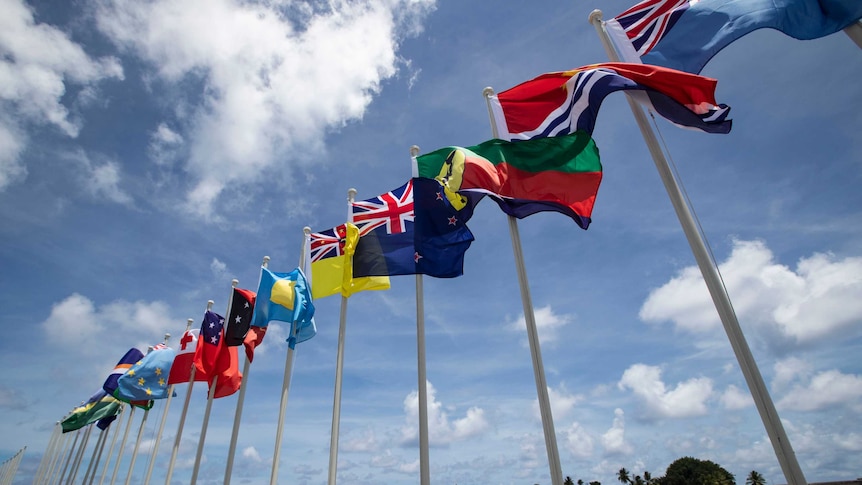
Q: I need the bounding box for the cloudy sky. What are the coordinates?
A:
[1,0,861,484]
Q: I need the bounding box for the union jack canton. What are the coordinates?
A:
[351,180,415,237]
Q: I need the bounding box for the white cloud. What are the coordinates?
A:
[341,428,378,452]
[772,357,811,391]
[508,304,573,347]
[564,421,594,458]
[618,364,713,419]
[242,446,265,463]
[778,369,862,411]
[600,408,633,455]
[401,380,489,446]
[719,384,753,410]
[0,0,123,190]
[65,149,133,205]
[639,239,862,348]
[210,258,228,279]
[149,123,184,166]
[42,293,175,353]
[94,0,436,219]
[533,384,582,421]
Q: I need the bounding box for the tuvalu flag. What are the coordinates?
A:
[114,344,175,402]
[416,134,601,229]
[309,222,390,299]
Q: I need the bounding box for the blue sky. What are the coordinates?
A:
[1,0,861,484]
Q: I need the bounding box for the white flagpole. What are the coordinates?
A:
[164,318,195,485]
[481,90,564,485]
[98,405,126,485]
[85,424,111,485]
[326,188,358,485]
[122,406,149,485]
[271,238,307,484]
[34,423,59,484]
[47,427,72,484]
[409,146,432,485]
[844,20,862,49]
[143,333,174,485]
[57,428,81,485]
[108,405,136,485]
[590,10,807,485]
[81,427,106,484]
[68,423,93,484]
[190,293,230,485]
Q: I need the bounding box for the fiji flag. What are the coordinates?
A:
[251,267,316,346]
[607,0,862,74]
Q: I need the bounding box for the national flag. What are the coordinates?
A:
[167,329,207,385]
[243,325,267,363]
[487,63,731,138]
[96,414,118,431]
[114,345,176,402]
[416,134,601,229]
[102,348,152,409]
[352,178,479,278]
[251,267,316,346]
[225,288,256,346]
[607,0,862,74]
[309,222,390,299]
[193,310,242,398]
[61,390,122,433]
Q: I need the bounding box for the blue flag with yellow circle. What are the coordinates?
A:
[251,267,316,346]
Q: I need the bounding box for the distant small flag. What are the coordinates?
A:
[96,414,118,431]
[193,310,242,398]
[61,390,122,433]
[243,325,268,363]
[225,288,256,346]
[114,344,176,402]
[251,267,316,347]
[102,348,144,396]
[168,329,207,385]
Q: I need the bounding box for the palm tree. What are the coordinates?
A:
[618,468,631,484]
[746,470,766,485]
[564,477,575,485]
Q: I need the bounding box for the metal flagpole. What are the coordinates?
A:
[109,399,136,485]
[47,426,72,485]
[85,424,110,485]
[122,406,150,485]
[68,424,93,484]
[143,333,174,485]
[409,145,432,485]
[98,406,126,485]
[590,10,807,485]
[81,427,106,484]
[34,423,59,483]
[190,295,229,485]
[164,318,196,485]
[844,20,862,49]
[271,238,308,484]
[481,89,564,485]
[57,428,81,485]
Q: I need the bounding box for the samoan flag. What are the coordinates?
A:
[607,0,862,74]
[352,178,479,278]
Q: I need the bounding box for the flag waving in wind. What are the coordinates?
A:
[252,267,316,346]
[168,329,207,385]
[309,223,390,299]
[194,310,242,398]
[224,288,256,346]
[607,0,862,74]
[487,63,731,139]
[61,390,122,433]
[114,344,176,402]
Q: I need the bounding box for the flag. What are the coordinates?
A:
[487,63,731,138]
[352,178,479,278]
[224,288,256,346]
[415,134,601,229]
[114,345,176,402]
[607,0,862,74]
[243,325,267,363]
[102,348,152,409]
[309,222,390,299]
[193,310,242,398]
[96,414,118,431]
[251,267,316,346]
[167,329,207,385]
[61,390,122,433]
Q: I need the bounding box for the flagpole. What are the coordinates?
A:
[271,242,306,484]
[81,426,106,484]
[34,423,59,484]
[143,333,174,485]
[164,318,195,484]
[481,90,564,485]
[408,145,432,485]
[590,10,807,485]
[57,428,81,485]
[326,188,358,485]
[190,299,223,485]
[85,424,110,485]
[108,405,135,485]
[123,406,149,485]
[68,423,93,484]
[844,20,862,49]
[47,426,72,484]
[97,402,124,485]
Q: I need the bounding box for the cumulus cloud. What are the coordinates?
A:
[600,408,633,455]
[508,305,573,347]
[777,369,862,412]
[149,123,184,167]
[618,364,713,419]
[564,421,594,458]
[94,0,436,219]
[533,384,582,421]
[401,380,489,446]
[42,293,174,353]
[210,258,228,279]
[0,0,123,190]
[640,239,862,349]
[64,149,133,205]
[342,428,378,452]
[719,384,753,410]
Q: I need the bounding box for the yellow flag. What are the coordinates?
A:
[310,222,390,299]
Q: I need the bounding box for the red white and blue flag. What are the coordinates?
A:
[610,0,689,57]
[310,225,349,262]
[351,182,414,236]
[168,329,206,384]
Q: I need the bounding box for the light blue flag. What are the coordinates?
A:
[114,345,176,402]
[608,0,862,73]
[251,267,316,347]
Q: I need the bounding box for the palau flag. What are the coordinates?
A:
[487,63,731,137]
[251,267,316,346]
[61,390,122,433]
[607,0,862,74]
[114,344,176,402]
[351,178,479,279]
[416,134,602,229]
[309,222,390,299]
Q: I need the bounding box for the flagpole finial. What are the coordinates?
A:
[186,318,194,330]
[207,300,214,311]
[231,279,238,288]
[262,256,270,268]
[410,146,419,157]
[589,9,603,23]
[347,188,356,199]
[164,333,171,344]
[482,87,495,98]
[303,226,311,235]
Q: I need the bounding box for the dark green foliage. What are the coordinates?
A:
[658,456,736,485]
